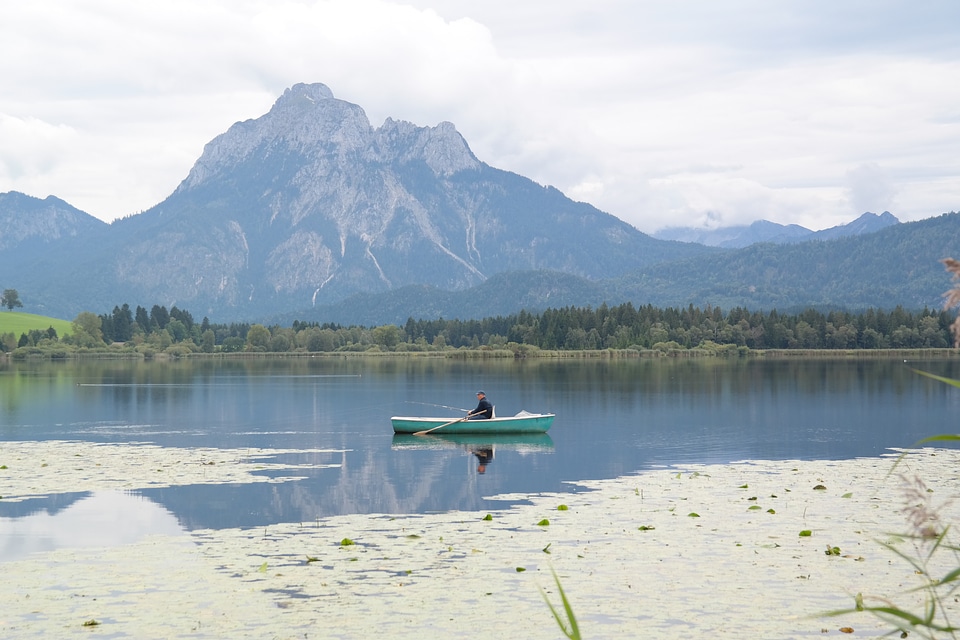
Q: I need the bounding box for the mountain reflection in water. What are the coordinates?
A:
[1,356,958,537]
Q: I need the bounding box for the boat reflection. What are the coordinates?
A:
[391,433,554,451]
[391,433,555,474]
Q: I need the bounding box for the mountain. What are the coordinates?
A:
[0,192,107,255]
[653,211,900,248]
[1,83,709,320]
[807,211,900,242]
[653,219,812,247]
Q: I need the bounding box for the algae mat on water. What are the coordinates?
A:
[2,442,959,639]
[0,440,343,501]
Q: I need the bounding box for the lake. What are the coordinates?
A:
[2,355,959,556]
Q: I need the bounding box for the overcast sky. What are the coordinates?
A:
[2,1,958,233]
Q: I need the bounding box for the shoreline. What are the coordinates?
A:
[3,443,959,638]
[3,347,959,362]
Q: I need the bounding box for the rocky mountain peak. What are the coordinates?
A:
[177,83,479,193]
[375,118,479,175]
[177,82,373,191]
[278,82,335,105]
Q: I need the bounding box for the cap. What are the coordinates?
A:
[476,390,485,395]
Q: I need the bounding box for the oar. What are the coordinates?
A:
[413,415,470,436]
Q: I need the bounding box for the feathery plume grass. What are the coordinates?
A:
[940,258,960,347]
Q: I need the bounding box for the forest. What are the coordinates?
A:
[2,301,956,356]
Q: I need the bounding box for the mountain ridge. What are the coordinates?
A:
[0,192,106,253]
[653,211,900,248]
[271,212,959,326]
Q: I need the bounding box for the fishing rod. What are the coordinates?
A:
[406,401,469,413]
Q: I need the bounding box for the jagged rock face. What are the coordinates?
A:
[102,82,653,317]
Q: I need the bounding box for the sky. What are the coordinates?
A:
[1,1,959,234]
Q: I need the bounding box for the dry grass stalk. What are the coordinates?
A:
[900,474,945,540]
[941,258,960,347]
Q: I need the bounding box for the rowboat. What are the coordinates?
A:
[391,410,554,435]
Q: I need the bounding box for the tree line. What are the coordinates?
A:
[2,301,957,355]
[400,304,955,351]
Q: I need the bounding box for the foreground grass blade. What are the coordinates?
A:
[539,566,581,640]
[910,368,960,390]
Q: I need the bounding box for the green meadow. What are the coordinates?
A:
[0,312,73,338]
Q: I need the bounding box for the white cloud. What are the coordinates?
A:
[1,0,959,232]
[0,114,77,180]
[845,164,897,215]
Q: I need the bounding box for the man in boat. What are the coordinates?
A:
[467,390,493,419]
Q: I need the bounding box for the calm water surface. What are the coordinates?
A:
[2,356,958,559]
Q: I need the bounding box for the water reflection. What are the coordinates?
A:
[472,448,494,474]
[1,356,959,533]
[390,433,555,451]
[391,433,555,474]
[0,491,185,563]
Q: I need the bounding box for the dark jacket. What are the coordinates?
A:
[471,397,493,419]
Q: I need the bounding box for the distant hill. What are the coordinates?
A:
[653,212,900,248]
[616,212,958,312]
[0,192,107,262]
[269,270,608,326]
[278,213,960,325]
